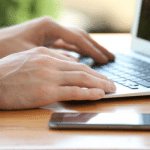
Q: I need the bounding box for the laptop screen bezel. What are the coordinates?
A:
[131,0,150,56]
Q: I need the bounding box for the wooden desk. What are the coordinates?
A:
[1,34,150,150]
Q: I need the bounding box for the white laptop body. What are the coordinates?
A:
[104,0,150,98]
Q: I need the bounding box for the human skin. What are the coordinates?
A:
[0,17,116,110]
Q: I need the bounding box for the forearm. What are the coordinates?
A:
[0,28,13,58]
[0,77,21,110]
[0,27,34,59]
[0,78,6,110]
[0,61,12,110]
[0,38,24,59]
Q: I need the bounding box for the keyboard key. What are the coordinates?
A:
[116,80,139,89]
[143,72,150,76]
[135,81,150,88]
[116,80,127,84]
[130,78,143,82]
[117,80,138,86]
[126,71,140,75]
[124,76,137,80]
[114,78,126,82]
[121,74,132,78]
[79,57,94,66]
[143,78,150,82]
[108,76,122,81]
[142,70,150,73]
[94,68,114,77]
[127,85,139,89]
[81,53,150,89]
[134,73,146,78]
[123,80,139,86]
[94,68,105,73]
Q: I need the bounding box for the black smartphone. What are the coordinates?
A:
[49,112,150,130]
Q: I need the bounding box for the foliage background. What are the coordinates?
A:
[0,0,135,33]
[0,0,61,28]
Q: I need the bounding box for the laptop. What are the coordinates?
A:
[78,0,150,98]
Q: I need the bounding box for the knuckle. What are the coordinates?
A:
[71,87,81,98]
[36,85,52,100]
[33,55,49,66]
[36,16,53,31]
[79,71,87,79]
[39,16,52,24]
[38,68,49,77]
[87,89,94,99]
[101,80,110,92]
[79,71,89,84]
[77,33,84,41]
[58,61,69,70]
[35,47,48,54]
[100,80,105,87]
[101,74,109,81]
[79,63,89,71]
[72,31,84,42]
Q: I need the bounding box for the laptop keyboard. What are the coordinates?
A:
[79,53,150,89]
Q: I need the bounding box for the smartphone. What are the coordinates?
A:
[49,112,150,130]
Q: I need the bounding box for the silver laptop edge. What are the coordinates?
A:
[104,0,150,98]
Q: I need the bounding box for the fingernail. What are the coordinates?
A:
[109,82,116,92]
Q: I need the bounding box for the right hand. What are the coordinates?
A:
[0,47,116,110]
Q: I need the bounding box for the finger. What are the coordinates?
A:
[59,27,109,64]
[57,61,112,82]
[61,53,79,62]
[74,29,115,61]
[53,49,79,62]
[51,39,80,52]
[36,47,77,62]
[51,39,92,57]
[59,71,116,93]
[37,17,108,64]
[57,86,105,101]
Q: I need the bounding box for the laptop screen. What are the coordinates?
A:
[137,0,150,41]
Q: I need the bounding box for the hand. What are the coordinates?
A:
[0,16,115,64]
[0,47,116,110]
[52,49,79,62]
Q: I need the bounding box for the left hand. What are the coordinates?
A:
[51,49,79,62]
[0,16,115,64]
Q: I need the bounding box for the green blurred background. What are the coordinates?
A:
[0,0,136,33]
[0,0,61,28]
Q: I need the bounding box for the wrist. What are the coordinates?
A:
[0,78,6,110]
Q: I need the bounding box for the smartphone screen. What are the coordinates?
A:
[49,113,150,130]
